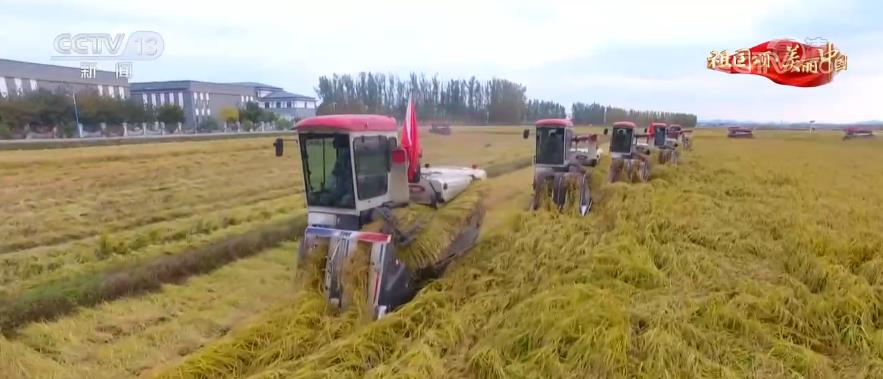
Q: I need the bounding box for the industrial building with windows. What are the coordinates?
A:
[131,81,317,128]
[0,58,317,130]
[0,58,129,99]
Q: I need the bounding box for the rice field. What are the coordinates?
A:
[0,127,535,378]
[5,127,883,378]
[153,130,883,379]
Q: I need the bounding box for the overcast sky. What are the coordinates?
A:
[1,0,880,123]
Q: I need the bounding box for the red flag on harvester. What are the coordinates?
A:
[708,39,847,87]
[401,96,421,182]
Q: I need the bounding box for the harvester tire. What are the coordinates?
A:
[658,150,669,164]
[638,160,651,182]
[531,175,553,211]
[608,158,623,183]
[552,174,568,210]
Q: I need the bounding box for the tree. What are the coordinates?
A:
[313,72,699,125]
[219,106,239,124]
[240,102,264,124]
[198,118,220,132]
[241,119,255,131]
[156,105,185,132]
[0,121,11,139]
[275,118,293,130]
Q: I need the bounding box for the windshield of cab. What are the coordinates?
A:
[536,127,565,164]
[299,133,355,208]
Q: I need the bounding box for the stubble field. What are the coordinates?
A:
[4,128,883,378]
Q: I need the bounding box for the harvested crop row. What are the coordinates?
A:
[1,195,303,291]
[6,243,299,379]
[156,132,883,378]
[0,214,307,333]
[0,184,300,254]
[0,158,300,245]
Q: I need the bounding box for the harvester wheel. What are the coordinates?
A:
[626,160,640,182]
[608,158,623,183]
[638,160,651,182]
[658,150,669,164]
[552,174,568,210]
[576,174,592,215]
[530,175,554,211]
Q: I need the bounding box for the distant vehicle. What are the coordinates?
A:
[843,127,874,140]
[727,127,754,138]
[429,123,452,135]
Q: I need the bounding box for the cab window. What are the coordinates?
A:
[353,135,389,200]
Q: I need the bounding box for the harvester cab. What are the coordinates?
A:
[604,121,651,182]
[651,122,680,165]
[274,110,486,320]
[523,119,599,216]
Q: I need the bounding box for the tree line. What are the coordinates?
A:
[315,73,566,124]
[572,102,697,127]
[0,89,286,138]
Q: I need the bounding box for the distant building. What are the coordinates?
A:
[259,90,317,121]
[0,58,129,99]
[131,80,316,128]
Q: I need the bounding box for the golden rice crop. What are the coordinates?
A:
[153,130,883,378]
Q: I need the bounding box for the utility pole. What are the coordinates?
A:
[72,92,82,138]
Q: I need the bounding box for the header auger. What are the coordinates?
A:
[274,100,486,320]
[524,119,600,216]
[727,127,754,138]
[843,127,874,140]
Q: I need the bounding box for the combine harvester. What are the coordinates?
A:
[429,123,452,135]
[647,122,680,164]
[843,127,875,140]
[273,99,486,319]
[727,126,754,138]
[605,121,652,182]
[671,124,693,151]
[523,118,600,215]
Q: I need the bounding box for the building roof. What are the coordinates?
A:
[261,90,315,101]
[297,114,398,133]
[130,80,313,100]
[535,118,572,127]
[226,81,282,90]
[0,58,127,86]
[131,80,256,96]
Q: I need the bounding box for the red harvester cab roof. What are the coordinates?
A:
[613,121,636,129]
[650,122,667,127]
[535,118,573,127]
[296,114,398,133]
